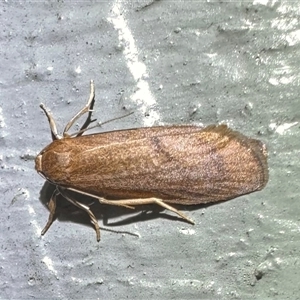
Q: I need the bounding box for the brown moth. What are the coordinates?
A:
[35,80,268,241]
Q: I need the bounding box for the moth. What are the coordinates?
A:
[35,80,268,241]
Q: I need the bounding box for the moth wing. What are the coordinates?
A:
[65,125,268,204]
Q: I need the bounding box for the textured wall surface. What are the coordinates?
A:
[1,1,299,299]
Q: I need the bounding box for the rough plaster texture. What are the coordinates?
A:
[1,1,300,299]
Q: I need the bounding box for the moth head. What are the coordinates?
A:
[35,140,72,185]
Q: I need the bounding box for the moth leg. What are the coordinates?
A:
[65,188,194,224]
[59,188,101,242]
[63,80,95,136]
[66,187,136,210]
[40,104,60,141]
[98,197,195,225]
[65,188,194,226]
[41,188,59,236]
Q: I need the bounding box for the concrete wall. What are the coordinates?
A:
[1,1,299,299]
